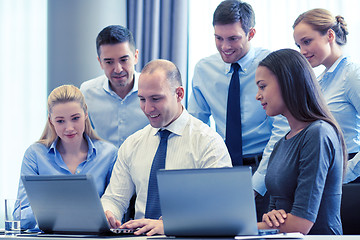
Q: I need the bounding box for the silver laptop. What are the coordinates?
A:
[157,167,259,237]
[21,175,134,235]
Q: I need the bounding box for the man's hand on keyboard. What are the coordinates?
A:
[120,218,164,236]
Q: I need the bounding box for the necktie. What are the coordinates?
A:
[145,129,171,219]
[225,63,243,166]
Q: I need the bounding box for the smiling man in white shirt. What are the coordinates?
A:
[101,59,232,236]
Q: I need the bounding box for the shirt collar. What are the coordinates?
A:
[132,71,140,92]
[102,71,140,96]
[151,107,189,137]
[48,137,59,154]
[327,55,346,73]
[102,75,111,93]
[48,134,96,158]
[84,134,96,157]
[318,55,347,79]
[224,47,255,75]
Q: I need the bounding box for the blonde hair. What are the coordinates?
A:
[38,85,101,147]
[293,8,348,46]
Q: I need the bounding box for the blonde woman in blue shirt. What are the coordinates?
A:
[16,85,117,231]
[293,8,360,183]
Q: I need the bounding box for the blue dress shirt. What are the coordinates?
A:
[188,47,290,195]
[317,56,360,183]
[16,135,118,230]
[80,73,149,148]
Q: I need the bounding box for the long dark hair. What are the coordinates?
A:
[259,48,347,172]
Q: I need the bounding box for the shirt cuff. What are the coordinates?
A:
[343,154,360,183]
[101,198,123,221]
[252,171,267,196]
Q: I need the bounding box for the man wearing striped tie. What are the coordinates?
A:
[101,59,232,236]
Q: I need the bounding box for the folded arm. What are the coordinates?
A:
[258,211,313,235]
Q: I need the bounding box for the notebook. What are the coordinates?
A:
[157,167,259,237]
[21,175,134,236]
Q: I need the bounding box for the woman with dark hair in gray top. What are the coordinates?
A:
[255,49,346,235]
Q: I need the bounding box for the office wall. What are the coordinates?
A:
[47,0,127,94]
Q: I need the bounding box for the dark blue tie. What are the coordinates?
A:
[225,63,243,166]
[145,129,171,219]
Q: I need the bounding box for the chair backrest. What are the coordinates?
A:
[341,183,360,234]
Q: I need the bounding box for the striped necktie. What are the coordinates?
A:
[145,129,171,219]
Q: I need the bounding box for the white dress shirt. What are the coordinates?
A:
[101,109,232,220]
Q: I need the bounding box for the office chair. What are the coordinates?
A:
[341,183,360,234]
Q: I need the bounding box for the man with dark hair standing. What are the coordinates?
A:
[80,25,148,148]
[188,0,288,220]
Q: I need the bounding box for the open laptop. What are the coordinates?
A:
[157,167,259,237]
[21,174,134,236]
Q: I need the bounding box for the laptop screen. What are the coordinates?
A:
[21,175,111,235]
[157,167,258,237]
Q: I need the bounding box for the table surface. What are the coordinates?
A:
[1,234,360,240]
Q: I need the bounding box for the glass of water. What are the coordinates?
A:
[5,199,21,236]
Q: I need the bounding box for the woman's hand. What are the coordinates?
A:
[262,209,287,228]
